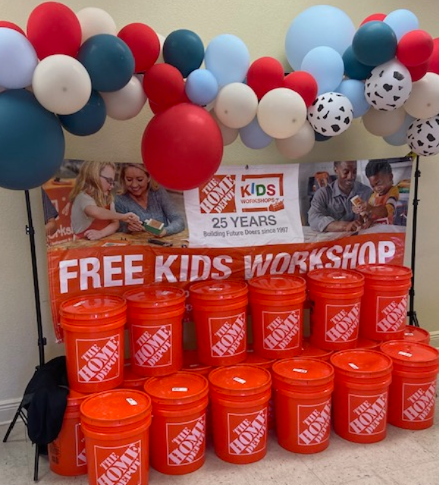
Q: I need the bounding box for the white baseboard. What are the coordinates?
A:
[0,398,22,426]
[429,330,439,349]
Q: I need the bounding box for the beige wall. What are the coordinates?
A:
[1,0,438,422]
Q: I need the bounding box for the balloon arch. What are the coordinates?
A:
[0,3,438,191]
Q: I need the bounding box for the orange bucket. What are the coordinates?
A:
[208,365,271,464]
[120,361,151,390]
[272,358,334,454]
[330,349,393,443]
[144,372,209,475]
[356,337,382,350]
[300,337,334,362]
[48,390,88,476]
[307,269,364,351]
[80,389,152,485]
[125,285,185,377]
[356,264,412,341]
[190,280,248,366]
[182,350,213,376]
[380,341,439,430]
[248,275,306,359]
[403,325,430,344]
[60,295,126,393]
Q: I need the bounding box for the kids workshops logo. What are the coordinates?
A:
[199,173,285,214]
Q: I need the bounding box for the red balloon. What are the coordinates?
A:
[143,63,185,111]
[360,13,386,26]
[246,57,285,99]
[27,2,81,59]
[408,61,429,82]
[0,21,25,36]
[142,103,223,191]
[397,30,434,67]
[427,38,439,75]
[283,71,318,107]
[118,23,160,73]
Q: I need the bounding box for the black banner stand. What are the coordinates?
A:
[2,189,46,481]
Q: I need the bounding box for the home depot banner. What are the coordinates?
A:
[45,157,413,341]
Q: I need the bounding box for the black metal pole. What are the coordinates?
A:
[408,156,420,327]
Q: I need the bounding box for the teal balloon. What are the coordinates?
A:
[78,34,134,92]
[343,46,373,80]
[314,131,332,142]
[59,90,106,136]
[352,21,397,67]
[383,114,415,146]
[335,79,369,118]
[0,90,65,190]
[163,29,204,78]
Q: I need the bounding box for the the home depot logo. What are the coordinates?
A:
[298,400,331,446]
[325,303,360,343]
[132,324,172,367]
[77,335,120,383]
[376,295,408,333]
[228,409,267,455]
[96,441,141,485]
[349,393,388,435]
[167,415,206,466]
[199,175,236,214]
[75,423,87,467]
[209,312,246,358]
[262,310,300,351]
[402,381,437,422]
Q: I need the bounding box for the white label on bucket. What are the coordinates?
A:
[405,332,414,336]
[398,351,413,358]
[172,387,188,392]
[348,362,360,370]
[233,377,246,384]
[293,368,308,374]
[126,398,138,406]
[72,301,86,307]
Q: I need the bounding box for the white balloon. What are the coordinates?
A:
[101,76,147,120]
[307,92,353,136]
[257,88,307,139]
[362,106,406,137]
[404,73,439,120]
[407,116,439,156]
[76,7,117,43]
[32,54,92,115]
[365,59,412,111]
[276,121,315,159]
[214,83,258,129]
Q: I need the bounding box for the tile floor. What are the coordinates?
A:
[2,403,439,485]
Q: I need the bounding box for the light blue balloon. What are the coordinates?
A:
[384,9,419,41]
[0,28,38,89]
[185,69,219,106]
[205,34,250,87]
[301,47,344,95]
[335,79,370,118]
[285,5,355,71]
[240,117,272,149]
[384,114,415,146]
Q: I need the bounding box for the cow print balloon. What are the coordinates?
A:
[365,59,412,111]
[307,92,353,136]
[406,115,439,157]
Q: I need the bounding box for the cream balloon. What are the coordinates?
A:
[214,83,258,129]
[404,72,439,120]
[257,88,307,139]
[362,106,406,137]
[101,76,147,120]
[275,121,315,159]
[210,110,239,145]
[76,7,117,43]
[32,54,92,115]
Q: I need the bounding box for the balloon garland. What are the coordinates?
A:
[0,3,438,191]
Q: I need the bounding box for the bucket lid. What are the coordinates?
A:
[380,341,439,366]
[189,280,248,301]
[67,389,88,407]
[80,389,151,427]
[301,338,334,360]
[242,348,276,368]
[355,264,412,281]
[59,294,126,321]
[123,361,150,385]
[356,337,382,350]
[144,372,209,404]
[403,325,430,343]
[307,269,364,289]
[124,285,185,309]
[272,358,334,386]
[248,275,306,295]
[182,350,213,374]
[330,349,393,377]
[208,365,271,396]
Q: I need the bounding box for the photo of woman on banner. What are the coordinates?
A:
[69,161,140,241]
[307,160,373,233]
[115,163,185,237]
